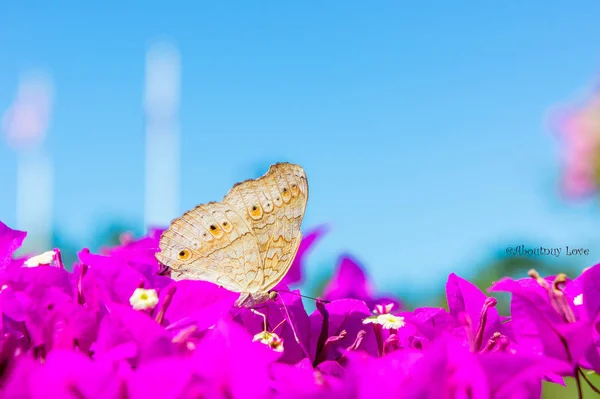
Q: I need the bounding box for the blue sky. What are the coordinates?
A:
[1,2,600,301]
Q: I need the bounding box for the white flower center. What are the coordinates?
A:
[378,314,405,329]
[252,331,284,352]
[24,250,55,267]
[129,288,159,310]
[362,314,405,329]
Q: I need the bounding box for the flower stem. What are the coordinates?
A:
[578,368,600,394]
[313,300,330,367]
[575,368,583,399]
[155,284,176,325]
[76,264,88,305]
[53,248,65,269]
[372,324,384,357]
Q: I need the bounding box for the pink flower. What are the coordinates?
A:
[553,91,600,199]
[2,72,54,149]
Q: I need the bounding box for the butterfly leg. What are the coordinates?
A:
[251,308,268,332]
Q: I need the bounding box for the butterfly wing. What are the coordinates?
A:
[223,162,309,292]
[156,202,265,293]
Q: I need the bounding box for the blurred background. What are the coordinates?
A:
[1,3,600,394]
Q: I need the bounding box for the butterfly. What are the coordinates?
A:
[156,162,309,308]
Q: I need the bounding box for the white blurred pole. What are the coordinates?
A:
[2,71,54,253]
[16,149,53,251]
[144,41,181,229]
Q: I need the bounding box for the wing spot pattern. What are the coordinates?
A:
[158,163,308,302]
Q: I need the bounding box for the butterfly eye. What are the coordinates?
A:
[208,224,224,238]
[290,183,300,196]
[221,220,233,232]
[281,187,291,202]
[178,249,191,261]
[249,204,263,220]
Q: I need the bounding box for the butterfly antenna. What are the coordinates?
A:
[274,290,330,304]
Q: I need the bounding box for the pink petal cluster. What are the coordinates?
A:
[553,90,600,199]
[0,221,599,398]
[1,72,53,149]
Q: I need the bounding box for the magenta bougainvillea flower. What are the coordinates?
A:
[322,255,402,310]
[0,221,26,268]
[281,225,328,286]
[0,220,598,398]
[490,270,600,377]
